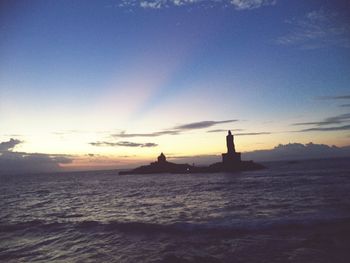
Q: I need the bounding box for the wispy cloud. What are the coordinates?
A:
[292,122,330,126]
[316,95,350,108]
[277,9,350,49]
[113,130,180,138]
[113,119,238,138]
[292,113,350,127]
[118,0,276,10]
[142,143,158,147]
[90,141,158,148]
[206,130,270,136]
[317,95,350,100]
[235,132,271,136]
[291,112,350,132]
[173,120,238,130]
[230,0,276,10]
[300,124,350,132]
[207,129,244,133]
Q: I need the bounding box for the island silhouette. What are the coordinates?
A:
[119,131,265,175]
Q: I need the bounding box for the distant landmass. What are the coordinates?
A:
[119,131,265,175]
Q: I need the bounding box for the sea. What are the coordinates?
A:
[1,158,350,263]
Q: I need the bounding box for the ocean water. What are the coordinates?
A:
[1,158,350,263]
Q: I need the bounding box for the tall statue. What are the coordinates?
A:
[226,130,236,153]
[222,130,241,165]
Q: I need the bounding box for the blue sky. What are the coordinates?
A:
[0,0,350,171]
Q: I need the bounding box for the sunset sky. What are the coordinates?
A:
[1,0,349,171]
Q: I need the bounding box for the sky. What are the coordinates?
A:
[1,0,350,172]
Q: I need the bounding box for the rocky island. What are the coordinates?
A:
[119,131,265,175]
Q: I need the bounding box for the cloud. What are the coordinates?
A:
[207,129,244,133]
[230,0,276,10]
[300,124,350,132]
[142,143,158,147]
[277,9,350,49]
[113,130,180,138]
[292,122,321,126]
[140,0,164,9]
[119,0,276,10]
[315,95,350,108]
[113,119,238,138]
[292,113,350,132]
[317,95,350,100]
[90,141,158,148]
[0,138,73,175]
[235,132,271,136]
[206,130,270,136]
[173,119,238,130]
[244,142,350,161]
[292,113,350,127]
[0,138,22,152]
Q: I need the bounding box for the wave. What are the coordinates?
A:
[2,216,350,236]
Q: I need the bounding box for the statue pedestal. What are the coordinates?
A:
[222,152,241,165]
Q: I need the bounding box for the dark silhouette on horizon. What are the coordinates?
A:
[119,131,265,175]
[157,152,166,163]
[120,152,192,175]
[222,130,241,165]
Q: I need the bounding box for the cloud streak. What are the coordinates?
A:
[292,113,350,127]
[299,124,350,132]
[206,129,271,136]
[277,9,350,49]
[317,95,350,100]
[315,94,350,109]
[235,132,271,136]
[113,119,238,138]
[173,120,238,130]
[118,0,276,10]
[207,129,244,133]
[230,0,276,10]
[113,130,180,138]
[90,141,158,148]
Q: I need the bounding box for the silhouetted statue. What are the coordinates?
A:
[222,130,241,165]
[226,130,236,153]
